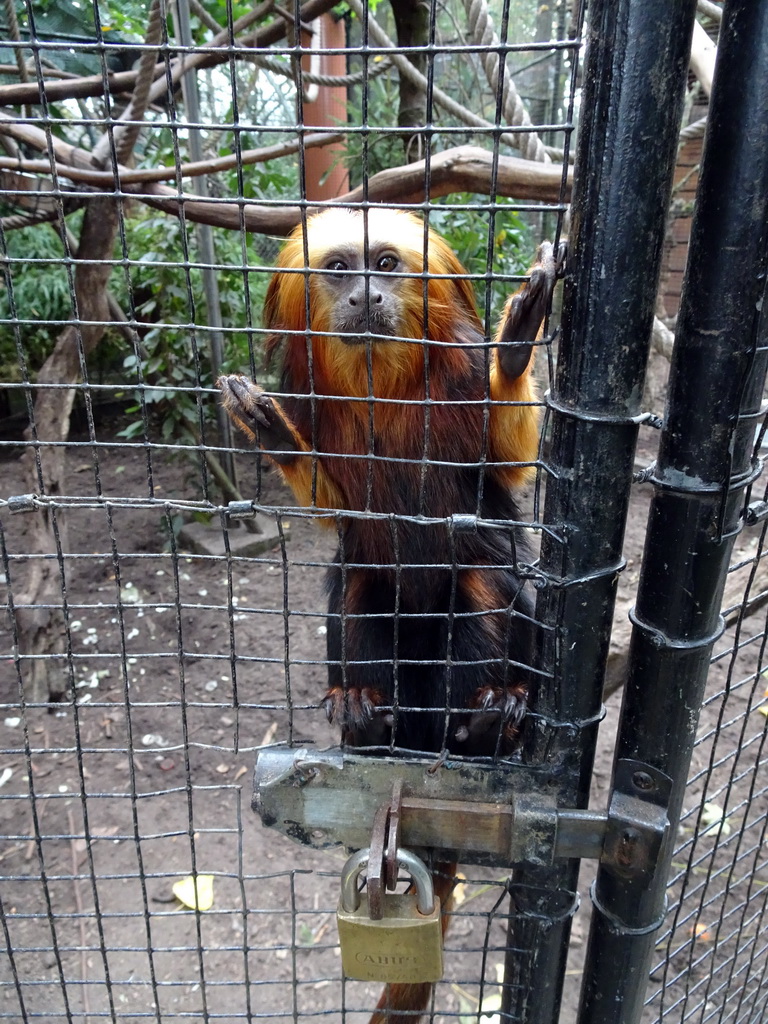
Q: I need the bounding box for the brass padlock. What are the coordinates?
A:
[337,847,443,983]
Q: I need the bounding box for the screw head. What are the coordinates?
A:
[632,770,654,792]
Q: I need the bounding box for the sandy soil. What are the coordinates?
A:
[0,410,765,1024]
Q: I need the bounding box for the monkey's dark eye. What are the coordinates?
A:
[376,254,398,272]
[326,259,348,272]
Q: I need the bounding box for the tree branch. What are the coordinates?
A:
[0,132,344,186]
[0,0,339,107]
[140,146,570,235]
[0,114,571,237]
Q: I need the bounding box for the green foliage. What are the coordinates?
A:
[100,0,274,45]
[0,220,81,378]
[98,0,160,41]
[429,196,533,314]
[114,210,272,443]
[345,65,406,179]
[8,1,139,76]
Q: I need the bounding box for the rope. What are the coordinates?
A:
[252,51,393,87]
[3,0,28,85]
[679,115,707,143]
[189,0,389,87]
[345,0,546,156]
[1,208,61,231]
[463,0,549,163]
[91,0,164,168]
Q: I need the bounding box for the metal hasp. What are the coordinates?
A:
[253,747,560,868]
[252,747,670,871]
[577,3,768,1023]
[508,0,701,1021]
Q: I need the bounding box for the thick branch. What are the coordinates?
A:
[16,198,121,701]
[390,0,429,159]
[140,145,571,235]
[340,146,568,205]
[0,115,569,237]
[0,129,571,238]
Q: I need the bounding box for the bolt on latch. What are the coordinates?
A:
[253,748,671,875]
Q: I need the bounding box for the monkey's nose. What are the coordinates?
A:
[348,288,383,307]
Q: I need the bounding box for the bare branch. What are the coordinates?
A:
[339,146,569,206]
[140,146,571,236]
[0,132,344,186]
[0,0,338,107]
[0,111,571,237]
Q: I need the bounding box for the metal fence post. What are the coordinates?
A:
[501,1,698,1021]
[578,2,768,1021]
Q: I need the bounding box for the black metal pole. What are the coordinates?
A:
[578,2,768,1022]
[502,3,698,1022]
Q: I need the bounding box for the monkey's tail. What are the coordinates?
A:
[369,862,457,1024]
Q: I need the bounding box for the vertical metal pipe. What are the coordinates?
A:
[301,14,350,200]
[502,1,698,1021]
[578,2,768,1021]
[174,0,238,488]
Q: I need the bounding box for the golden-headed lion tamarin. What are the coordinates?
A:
[219,207,557,753]
[218,207,559,1022]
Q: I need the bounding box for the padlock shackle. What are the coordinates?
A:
[340,847,436,916]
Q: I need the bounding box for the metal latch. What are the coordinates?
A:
[253,748,671,875]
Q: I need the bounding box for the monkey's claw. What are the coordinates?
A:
[496,240,562,380]
[457,683,529,752]
[217,374,299,461]
[217,374,272,430]
[323,685,392,745]
[555,240,567,278]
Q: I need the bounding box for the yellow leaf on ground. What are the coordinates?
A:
[173,874,214,911]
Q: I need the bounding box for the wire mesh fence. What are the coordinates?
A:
[2,1,767,1023]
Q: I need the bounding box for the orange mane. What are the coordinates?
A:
[264,209,481,378]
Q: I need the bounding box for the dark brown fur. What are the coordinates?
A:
[218,208,559,1022]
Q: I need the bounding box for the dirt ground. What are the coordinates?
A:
[1,408,766,1024]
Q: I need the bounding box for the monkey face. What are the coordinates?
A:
[314,245,405,343]
[266,208,483,364]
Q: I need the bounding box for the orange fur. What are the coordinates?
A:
[224,210,551,1024]
[459,569,507,647]
[260,208,540,514]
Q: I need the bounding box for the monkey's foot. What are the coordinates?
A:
[455,684,529,752]
[216,374,299,462]
[496,240,567,380]
[322,685,392,746]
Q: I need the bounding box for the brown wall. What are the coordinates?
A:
[659,107,707,319]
